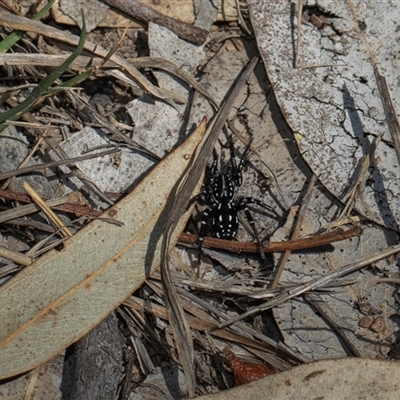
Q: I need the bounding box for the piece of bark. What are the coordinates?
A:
[61,312,124,400]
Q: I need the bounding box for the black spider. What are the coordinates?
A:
[195,136,275,259]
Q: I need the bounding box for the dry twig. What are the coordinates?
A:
[271,174,318,288]
[179,226,362,253]
[100,0,209,45]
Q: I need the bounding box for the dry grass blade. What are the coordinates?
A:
[0,53,109,69]
[130,57,219,108]
[0,0,55,53]
[0,12,86,131]
[305,294,364,357]
[160,57,259,397]
[159,119,206,397]
[0,125,204,380]
[0,11,182,104]
[0,189,100,219]
[23,182,72,238]
[0,54,219,110]
[124,295,297,368]
[173,286,307,365]
[339,133,383,219]
[0,148,119,181]
[271,174,318,288]
[0,246,32,266]
[218,244,400,329]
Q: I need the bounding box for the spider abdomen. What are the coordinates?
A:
[211,202,239,240]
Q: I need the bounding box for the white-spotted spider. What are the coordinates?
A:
[194,136,276,259]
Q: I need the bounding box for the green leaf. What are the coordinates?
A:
[0,11,86,132]
[0,0,56,53]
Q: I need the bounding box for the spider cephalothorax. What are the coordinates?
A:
[195,136,275,257]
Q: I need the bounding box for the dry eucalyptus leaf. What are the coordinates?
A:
[59,0,109,32]
[52,0,237,28]
[0,120,206,379]
[271,185,399,359]
[148,23,206,97]
[248,0,400,230]
[194,358,400,399]
[127,23,206,162]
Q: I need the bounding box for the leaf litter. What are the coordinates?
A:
[0,0,399,399]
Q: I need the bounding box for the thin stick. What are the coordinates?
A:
[100,0,208,45]
[179,225,362,253]
[0,245,32,266]
[339,133,383,219]
[0,196,362,253]
[271,174,317,288]
[0,196,70,223]
[305,293,364,357]
[217,243,400,329]
[23,182,72,238]
[294,0,304,68]
[0,148,119,180]
[0,188,102,218]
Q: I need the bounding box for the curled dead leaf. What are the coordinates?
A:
[222,347,274,386]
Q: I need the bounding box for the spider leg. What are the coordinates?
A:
[238,196,278,217]
[211,149,218,175]
[243,208,266,262]
[228,135,254,187]
[236,200,264,259]
[236,196,276,263]
[227,135,241,187]
[191,154,219,203]
[197,206,212,262]
[192,189,207,202]
[237,137,253,173]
